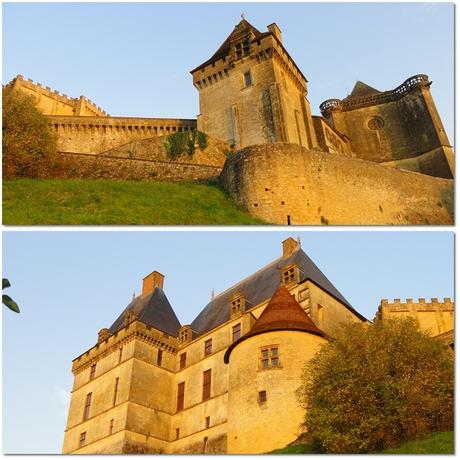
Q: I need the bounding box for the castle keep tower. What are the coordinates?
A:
[191,20,318,150]
[320,75,454,178]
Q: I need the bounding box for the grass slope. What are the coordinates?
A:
[3,179,266,225]
[269,431,454,455]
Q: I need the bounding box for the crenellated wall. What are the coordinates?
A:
[47,115,197,154]
[7,74,108,117]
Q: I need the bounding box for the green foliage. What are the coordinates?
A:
[164,130,208,160]
[2,86,57,177]
[296,319,454,453]
[2,278,20,313]
[3,178,266,225]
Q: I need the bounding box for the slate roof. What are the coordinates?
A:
[191,246,366,337]
[224,285,326,363]
[345,81,381,99]
[109,287,182,337]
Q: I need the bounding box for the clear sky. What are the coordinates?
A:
[2,2,454,142]
[2,230,454,453]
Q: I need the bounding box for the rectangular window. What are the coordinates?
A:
[260,346,280,368]
[79,431,86,448]
[244,71,252,87]
[282,267,295,285]
[204,339,212,356]
[109,419,114,435]
[113,378,119,406]
[83,393,92,421]
[89,363,96,380]
[176,428,180,440]
[232,323,241,342]
[205,416,211,429]
[157,349,163,366]
[177,382,185,411]
[118,347,123,363]
[259,390,267,403]
[203,369,212,401]
[179,352,187,369]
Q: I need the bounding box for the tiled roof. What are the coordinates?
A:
[109,288,181,337]
[224,285,325,363]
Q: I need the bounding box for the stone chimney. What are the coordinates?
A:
[142,271,164,298]
[282,237,299,259]
[267,23,282,43]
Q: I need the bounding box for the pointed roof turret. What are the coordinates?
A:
[224,285,325,363]
[346,81,381,99]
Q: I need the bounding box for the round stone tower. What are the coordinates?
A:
[224,285,327,454]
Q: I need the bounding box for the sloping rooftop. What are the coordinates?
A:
[345,80,381,99]
[109,287,181,337]
[191,246,365,337]
[224,285,325,363]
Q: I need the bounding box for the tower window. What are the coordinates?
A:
[180,352,187,369]
[281,265,299,285]
[177,382,185,411]
[203,369,212,401]
[157,349,163,366]
[83,393,92,421]
[205,416,211,429]
[176,428,180,440]
[113,378,119,406]
[244,71,252,87]
[260,346,280,368]
[79,431,87,448]
[109,419,114,435]
[232,323,241,342]
[204,338,212,356]
[89,364,96,380]
[118,347,123,363]
[318,304,324,322]
[259,390,267,403]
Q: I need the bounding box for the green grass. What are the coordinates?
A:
[269,432,454,455]
[3,178,266,225]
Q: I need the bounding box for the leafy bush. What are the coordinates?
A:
[3,86,58,177]
[297,319,453,453]
[164,130,208,160]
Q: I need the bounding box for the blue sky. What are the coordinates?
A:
[2,230,454,453]
[2,2,454,142]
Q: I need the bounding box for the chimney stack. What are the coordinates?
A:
[282,237,299,259]
[142,271,164,298]
[267,23,282,43]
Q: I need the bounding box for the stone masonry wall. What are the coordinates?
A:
[220,143,453,225]
[56,152,221,182]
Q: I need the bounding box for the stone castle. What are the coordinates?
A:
[7,19,454,224]
[62,238,454,454]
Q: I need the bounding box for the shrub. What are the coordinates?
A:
[2,86,58,177]
[164,130,208,160]
[296,319,453,453]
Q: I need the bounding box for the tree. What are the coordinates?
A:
[297,319,453,453]
[2,279,20,313]
[2,85,57,177]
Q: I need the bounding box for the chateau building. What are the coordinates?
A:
[62,238,454,454]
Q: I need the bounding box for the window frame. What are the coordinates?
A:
[177,382,185,411]
[259,345,280,369]
[83,393,92,421]
[202,369,212,401]
[232,323,241,342]
[157,349,163,366]
[204,338,213,356]
[179,352,187,369]
[79,431,87,448]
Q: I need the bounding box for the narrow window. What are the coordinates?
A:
[157,349,163,366]
[79,431,87,448]
[177,382,185,411]
[259,390,267,403]
[113,378,119,406]
[242,38,250,56]
[205,416,211,429]
[118,347,123,363]
[179,352,187,369]
[203,436,208,454]
[83,393,92,421]
[176,428,180,440]
[203,369,212,401]
[232,323,241,342]
[204,339,212,356]
[109,419,114,435]
[89,363,96,380]
[244,71,252,87]
[318,304,324,322]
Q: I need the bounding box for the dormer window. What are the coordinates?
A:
[124,309,136,327]
[97,328,110,343]
[179,325,192,344]
[281,264,299,286]
[235,39,250,59]
[230,294,245,318]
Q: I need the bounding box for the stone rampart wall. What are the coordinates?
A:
[48,115,197,154]
[220,143,453,225]
[56,152,220,182]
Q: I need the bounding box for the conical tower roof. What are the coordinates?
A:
[109,287,181,337]
[224,285,325,363]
